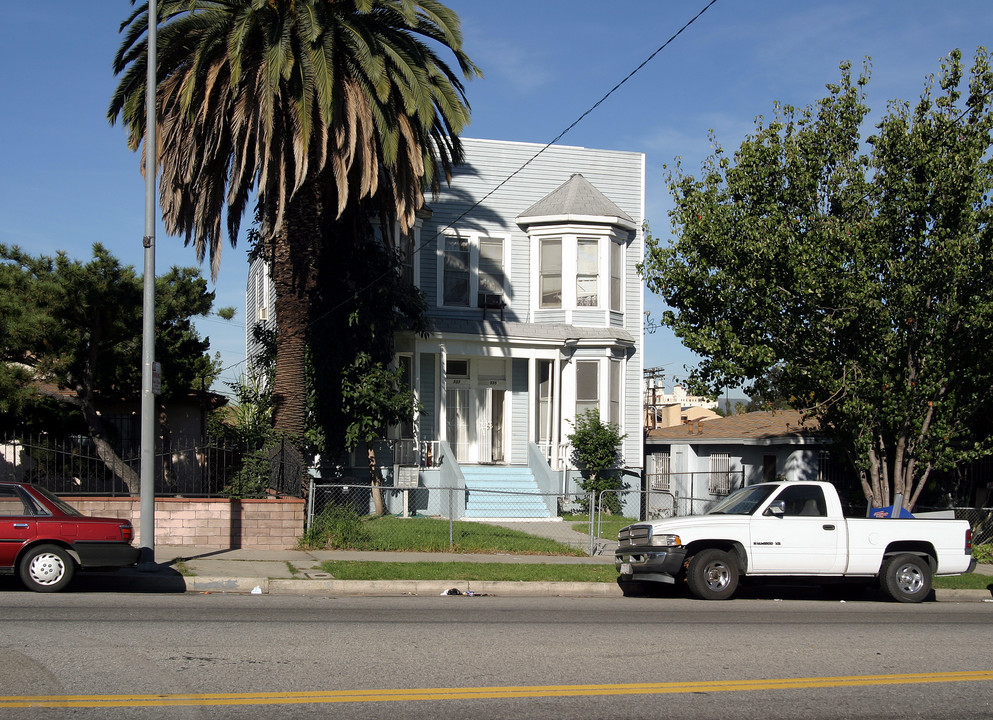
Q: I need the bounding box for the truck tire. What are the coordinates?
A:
[880,553,932,603]
[686,549,739,600]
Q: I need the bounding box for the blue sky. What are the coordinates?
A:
[1,1,991,397]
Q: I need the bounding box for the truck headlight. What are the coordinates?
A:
[651,534,681,547]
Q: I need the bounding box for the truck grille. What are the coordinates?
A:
[618,524,652,548]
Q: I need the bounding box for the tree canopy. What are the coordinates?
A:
[109,0,480,439]
[0,243,219,492]
[641,48,993,510]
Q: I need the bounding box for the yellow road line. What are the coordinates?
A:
[1,671,991,708]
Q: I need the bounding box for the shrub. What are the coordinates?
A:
[567,409,628,514]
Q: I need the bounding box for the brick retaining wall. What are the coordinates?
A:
[67,497,305,550]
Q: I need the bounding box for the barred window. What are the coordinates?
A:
[709,452,732,495]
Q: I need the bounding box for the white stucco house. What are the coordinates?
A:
[247,138,646,518]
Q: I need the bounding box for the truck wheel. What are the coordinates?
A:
[686,549,739,600]
[880,553,931,603]
[19,544,75,593]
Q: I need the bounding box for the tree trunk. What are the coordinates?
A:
[368,445,385,516]
[269,178,323,440]
[36,385,142,496]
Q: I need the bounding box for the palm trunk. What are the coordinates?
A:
[270,178,323,439]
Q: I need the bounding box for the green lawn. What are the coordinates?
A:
[932,573,993,590]
[318,560,618,583]
[300,513,587,556]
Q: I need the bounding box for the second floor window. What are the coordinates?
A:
[443,235,471,306]
[540,238,562,308]
[576,237,599,307]
[610,240,623,311]
[477,236,505,307]
[400,230,415,287]
[441,233,507,309]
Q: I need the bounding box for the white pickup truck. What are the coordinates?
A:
[616,481,976,602]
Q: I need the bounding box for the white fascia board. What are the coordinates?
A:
[515,213,638,232]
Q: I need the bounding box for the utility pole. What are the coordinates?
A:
[138,0,158,566]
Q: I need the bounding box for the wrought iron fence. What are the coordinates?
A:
[0,434,277,497]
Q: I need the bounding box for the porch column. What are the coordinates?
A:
[438,345,448,444]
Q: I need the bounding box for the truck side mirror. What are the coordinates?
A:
[766,501,785,517]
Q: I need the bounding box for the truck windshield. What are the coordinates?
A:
[706,485,778,515]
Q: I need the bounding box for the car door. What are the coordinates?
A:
[748,485,845,573]
[0,485,37,568]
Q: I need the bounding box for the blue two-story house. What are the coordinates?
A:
[248,137,645,518]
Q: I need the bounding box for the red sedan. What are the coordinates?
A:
[0,481,139,592]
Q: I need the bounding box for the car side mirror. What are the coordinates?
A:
[766,501,785,517]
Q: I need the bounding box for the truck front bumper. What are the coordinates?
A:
[615,546,688,583]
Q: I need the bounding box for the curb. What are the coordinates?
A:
[185,576,625,597]
[181,575,991,601]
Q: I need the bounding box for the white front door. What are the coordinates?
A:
[445,360,508,464]
[476,388,492,463]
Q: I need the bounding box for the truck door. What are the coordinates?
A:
[749,485,846,573]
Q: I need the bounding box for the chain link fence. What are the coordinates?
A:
[305,481,740,556]
[918,506,993,545]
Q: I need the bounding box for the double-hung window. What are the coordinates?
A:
[576,237,599,307]
[539,238,562,308]
[576,360,599,416]
[477,236,505,307]
[610,240,623,312]
[443,235,471,306]
[441,233,506,309]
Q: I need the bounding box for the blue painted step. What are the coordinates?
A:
[461,466,551,519]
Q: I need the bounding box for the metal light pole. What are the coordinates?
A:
[138,0,158,566]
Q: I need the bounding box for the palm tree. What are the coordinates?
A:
[109,0,480,438]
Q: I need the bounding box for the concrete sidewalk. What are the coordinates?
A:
[78,545,993,602]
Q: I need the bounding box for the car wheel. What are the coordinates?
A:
[19,544,75,593]
[880,553,932,603]
[686,548,739,600]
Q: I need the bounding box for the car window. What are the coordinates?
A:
[0,487,32,516]
[707,485,778,515]
[28,485,82,516]
[775,485,827,517]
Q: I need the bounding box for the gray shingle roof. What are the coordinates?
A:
[517,173,635,229]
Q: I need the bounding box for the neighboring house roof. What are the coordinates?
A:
[516,173,637,230]
[683,406,721,423]
[646,410,824,446]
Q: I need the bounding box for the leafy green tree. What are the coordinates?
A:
[109,0,480,439]
[0,244,218,493]
[641,49,993,511]
[567,409,628,514]
[341,352,421,515]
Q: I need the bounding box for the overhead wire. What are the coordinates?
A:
[289,0,722,333]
